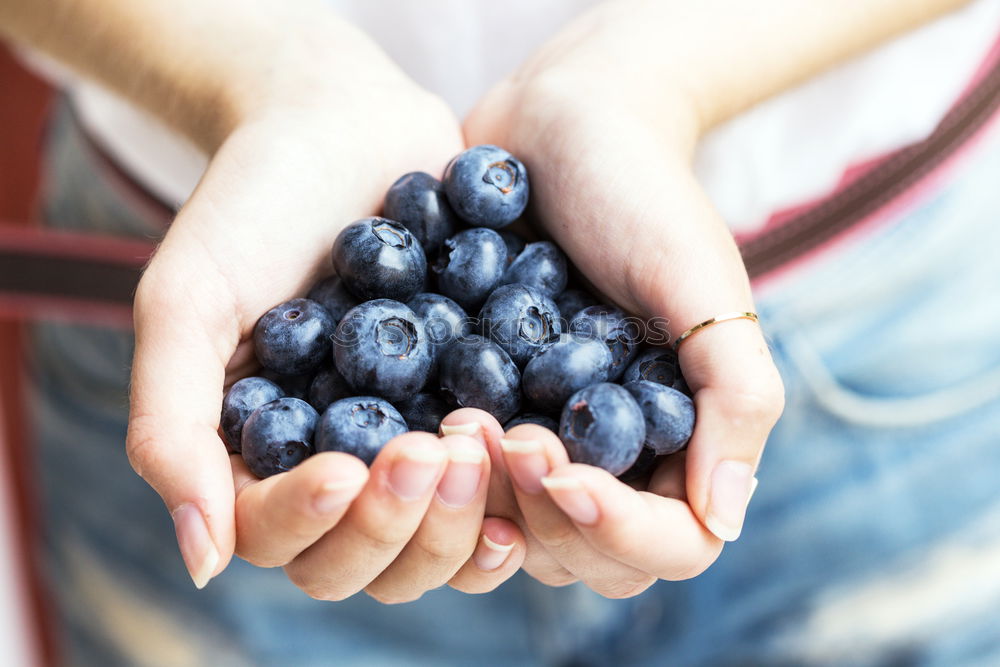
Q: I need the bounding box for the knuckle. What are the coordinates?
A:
[524,563,578,588]
[365,586,424,606]
[536,523,582,554]
[284,568,352,602]
[718,381,785,429]
[414,535,475,569]
[665,550,723,582]
[594,575,657,600]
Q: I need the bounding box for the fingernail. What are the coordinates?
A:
[313,478,363,515]
[705,460,755,542]
[499,438,548,494]
[172,503,220,590]
[540,476,599,525]
[474,534,515,571]
[440,422,481,437]
[388,446,447,501]
[436,448,485,508]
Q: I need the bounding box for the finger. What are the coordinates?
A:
[127,253,243,589]
[283,432,447,601]
[441,410,578,586]
[365,434,490,603]
[232,452,369,567]
[501,425,652,597]
[449,517,527,594]
[541,463,723,581]
[648,449,688,501]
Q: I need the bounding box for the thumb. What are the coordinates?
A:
[126,240,241,589]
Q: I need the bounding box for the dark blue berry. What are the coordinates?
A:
[221,377,284,453]
[438,335,521,423]
[497,230,526,267]
[383,172,459,256]
[407,292,473,375]
[559,383,644,475]
[254,298,335,375]
[241,398,318,478]
[333,299,432,402]
[522,333,612,412]
[555,289,598,324]
[618,446,659,483]
[259,368,313,400]
[433,228,507,311]
[307,365,352,412]
[395,393,450,433]
[315,396,408,466]
[306,275,359,324]
[622,346,691,395]
[622,381,695,455]
[443,145,529,228]
[479,283,561,368]
[504,413,559,432]
[570,305,642,381]
[332,217,427,302]
[502,241,567,297]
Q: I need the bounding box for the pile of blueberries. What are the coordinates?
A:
[222,145,695,482]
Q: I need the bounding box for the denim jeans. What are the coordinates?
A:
[28,99,1000,666]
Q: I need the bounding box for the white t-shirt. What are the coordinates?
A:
[45,0,1000,232]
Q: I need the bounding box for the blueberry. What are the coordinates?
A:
[522,334,612,412]
[555,289,599,324]
[254,298,335,375]
[433,228,507,311]
[502,241,567,297]
[332,217,427,302]
[622,346,691,395]
[438,335,521,423]
[479,283,561,368]
[306,275,359,324]
[622,381,695,455]
[259,368,313,400]
[443,145,529,228]
[241,398,318,478]
[407,292,473,374]
[221,377,284,453]
[396,393,450,433]
[307,365,352,412]
[333,299,432,402]
[558,383,644,475]
[315,396,408,466]
[383,172,460,256]
[570,305,642,381]
[497,230,526,267]
[504,413,559,432]
[618,446,659,483]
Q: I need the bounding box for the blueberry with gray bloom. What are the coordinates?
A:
[497,229,526,267]
[334,299,432,402]
[559,383,644,476]
[555,289,599,324]
[443,144,529,228]
[254,298,335,375]
[570,305,642,381]
[407,292,472,353]
[622,381,695,455]
[522,334,613,412]
[503,241,567,297]
[396,393,450,433]
[306,275,358,324]
[241,398,318,478]
[623,346,691,395]
[315,397,408,466]
[307,365,352,412]
[383,172,460,255]
[504,413,559,432]
[433,227,507,311]
[221,377,284,453]
[332,217,427,302]
[479,283,561,368]
[438,335,521,423]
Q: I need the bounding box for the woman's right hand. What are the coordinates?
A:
[125,24,525,601]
